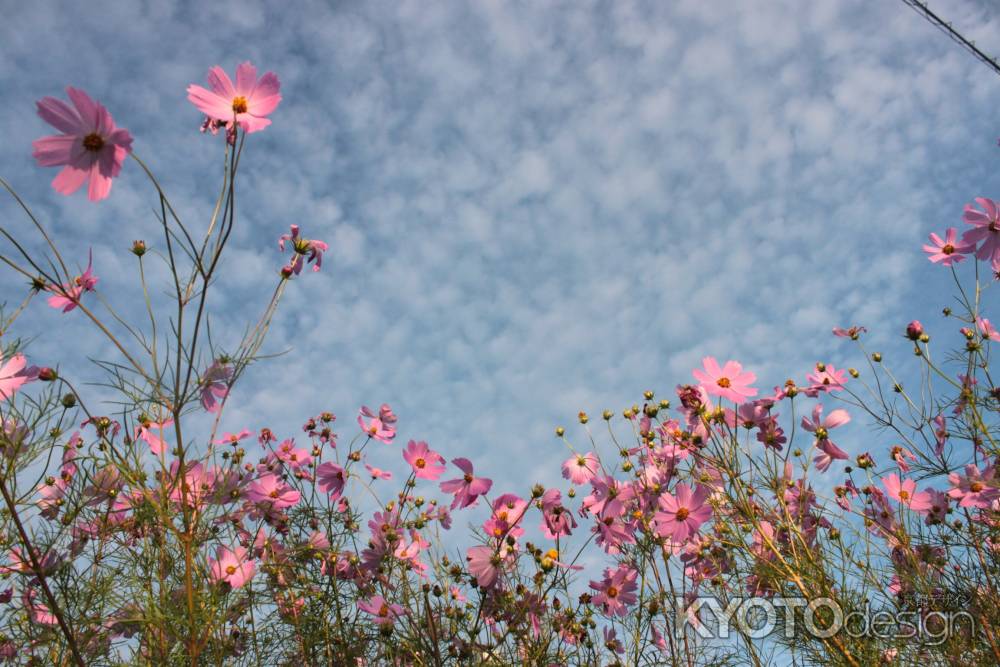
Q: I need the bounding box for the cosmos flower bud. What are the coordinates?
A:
[61,393,77,408]
[38,367,57,381]
[905,320,923,340]
[131,240,147,257]
[602,409,613,420]
[555,427,565,437]
[578,412,588,424]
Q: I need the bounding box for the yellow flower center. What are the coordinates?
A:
[971,482,985,493]
[898,490,909,501]
[378,603,389,617]
[226,565,237,575]
[415,458,426,469]
[942,243,955,255]
[675,507,690,521]
[82,133,104,152]
[716,377,731,388]
[606,586,619,598]
[232,96,248,114]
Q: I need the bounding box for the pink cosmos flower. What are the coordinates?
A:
[279,225,329,275]
[135,416,173,456]
[0,351,36,401]
[882,474,931,511]
[213,428,252,446]
[832,325,867,339]
[187,62,281,134]
[200,359,233,413]
[961,197,1000,264]
[357,595,407,626]
[977,317,1000,342]
[562,452,599,485]
[32,87,133,201]
[357,408,396,443]
[806,364,848,393]
[539,488,577,539]
[948,464,1000,508]
[47,250,98,312]
[466,544,503,588]
[209,545,255,589]
[589,565,638,617]
[655,483,712,545]
[316,462,346,499]
[923,227,974,266]
[692,357,757,403]
[364,463,392,480]
[402,440,446,480]
[246,473,300,511]
[889,445,917,473]
[800,404,850,472]
[439,458,492,510]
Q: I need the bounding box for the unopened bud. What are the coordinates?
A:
[905,320,923,341]
[131,240,147,257]
[602,409,613,421]
[38,367,57,382]
[61,393,77,408]
[555,427,565,437]
[871,352,882,363]
[578,412,588,424]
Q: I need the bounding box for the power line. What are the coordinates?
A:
[899,0,1000,76]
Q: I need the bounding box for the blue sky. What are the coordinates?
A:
[2,0,999,496]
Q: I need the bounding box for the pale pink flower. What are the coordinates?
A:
[32,87,132,201]
[187,62,281,134]
[800,403,850,472]
[47,250,98,312]
[655,483,712,545]
[805,364,848,393]
[562,452,599,485]
[882,474,931,511]
[135,416,173,456]
[948,464,1000,508]
[364,463,392,480]
[209,545,255,589]
[978,317,1000,342]
[402,440,446,480]
[439,458,492,510]
[213,429,252,446]
[0,351,36,401]
[357,595,407,626]
[832,325,867,339]
[923,227,974,266]
[357,409,395,443]
[692,356,757,403]
[279,224,329,275]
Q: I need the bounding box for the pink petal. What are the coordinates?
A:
[36,97,83,134]
[51,164,89,195]
[247,93,282,117]
[236,114,272,133]
[235,62,258,96]
[65,87,99,130]
[87,163,112,201]
[32,135,77,167]
[206,66,237,98]
[703,357,722,377]
[187,85,236,120]
[823,409,851,429]
[252,71,281,98]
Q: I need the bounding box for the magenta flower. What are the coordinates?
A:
[466,544,503,588]
[279,224,329,275]
[200,359,233,413]
[316,462,346,500]
[961,197,1000,264]
[439,457,492,510]
[357,595,407,626]
[562,452,599,485]
[805,364,848,393]
[832,325,867,339]
[0,351,36,401]
[882,473,931,511]
[246,473,300,511]
[589,565,638,617]
[654,483,712,545]
[923,227,974,266]
[209,545,255,589]
[213,428,252,446]
[402,440,446,480]
[187,62,281,134]
[692,356,757,404]
[47,250,98,312]
[32,87,132,201]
